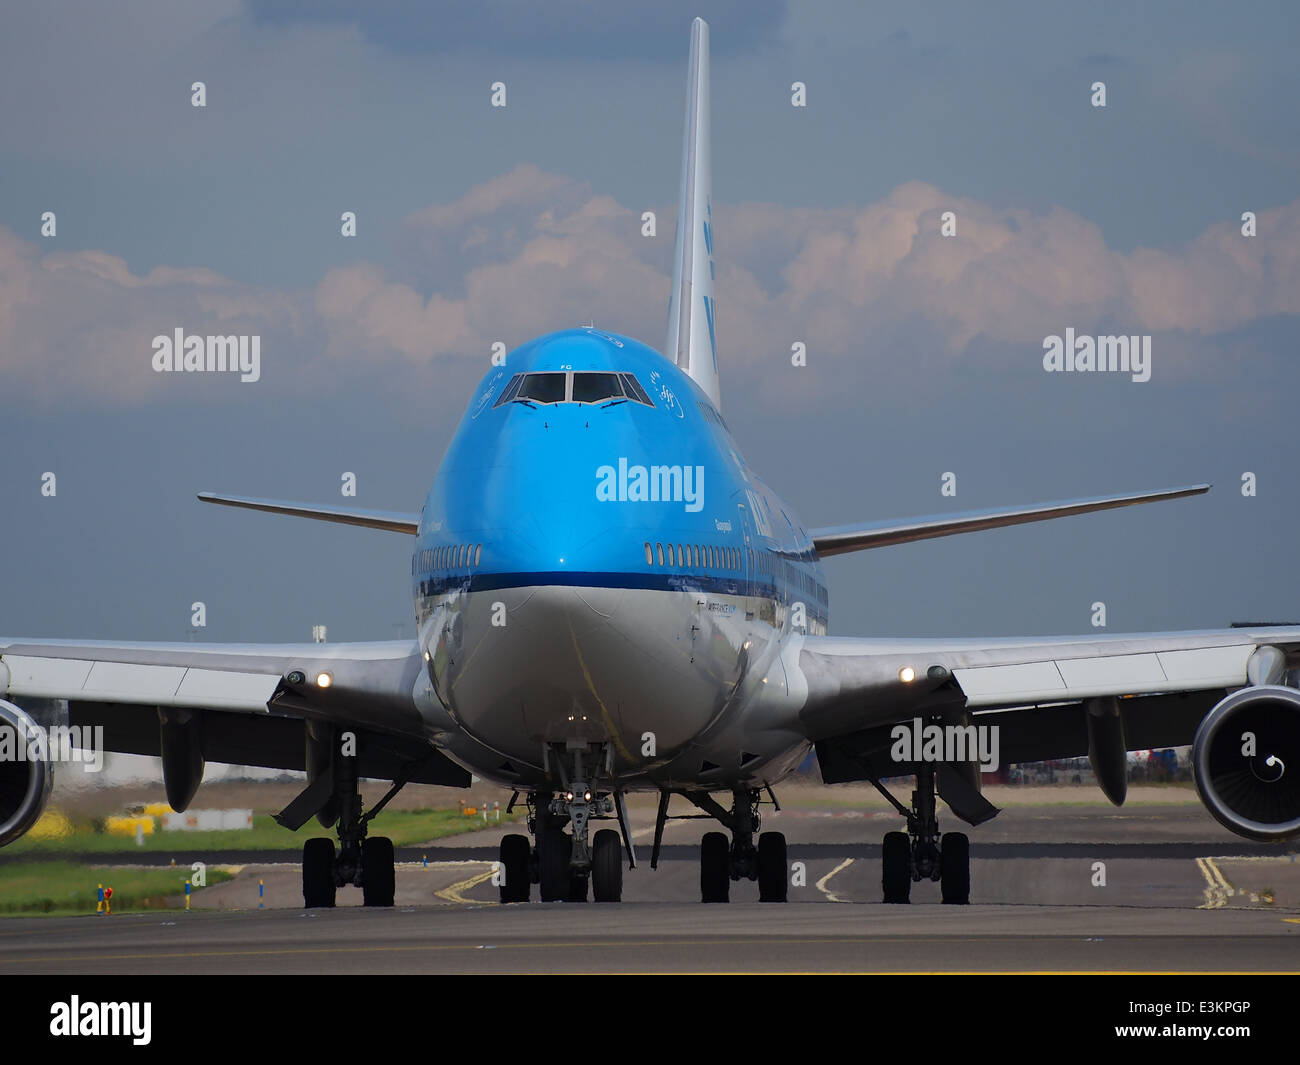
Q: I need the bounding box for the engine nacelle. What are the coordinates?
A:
[1193,685,1300,842]
[0,699,54,847]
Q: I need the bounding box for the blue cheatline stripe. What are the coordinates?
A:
[420,569,737,595]
[411,569,830,613]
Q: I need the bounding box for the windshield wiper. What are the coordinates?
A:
[600,398,628,408]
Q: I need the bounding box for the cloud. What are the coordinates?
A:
[247,0,788,59]
[0,229,303,408]
[3,170,1297,412]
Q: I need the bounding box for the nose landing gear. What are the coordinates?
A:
[497,738,635,904]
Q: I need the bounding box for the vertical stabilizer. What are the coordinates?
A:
[665,17,721,409]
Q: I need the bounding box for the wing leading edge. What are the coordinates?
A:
[810,483,1209,557]
[198,492,419,534]
[0,637,468,794]
[793,625,1300,742]
[790,626,1300,833]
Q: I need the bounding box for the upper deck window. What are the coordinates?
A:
[698,402,731,434]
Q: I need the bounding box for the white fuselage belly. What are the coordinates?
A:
[420,585,811,791]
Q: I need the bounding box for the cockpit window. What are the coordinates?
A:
[515,372,567,404]
[493,373,524,407]
[619,373,653,406]
[495,371,656,408]
[571,372,625,404]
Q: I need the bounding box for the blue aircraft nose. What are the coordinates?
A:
[458,402,662,575]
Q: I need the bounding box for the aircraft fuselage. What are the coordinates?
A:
[412,327,829,792]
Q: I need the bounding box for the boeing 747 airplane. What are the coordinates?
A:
[2,19,1297,906]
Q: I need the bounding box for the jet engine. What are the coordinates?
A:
[0,699,54,847]
[1193,684,1300,842]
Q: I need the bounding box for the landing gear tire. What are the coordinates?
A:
[539,829,571,902]
[940,831,970,905]
[567,874,589,902]
[303,837,337,908]
[757,831,788,902]
[499,833,531,903]
[700,831,730,903]
[361,836,395,907]
[591,828,623,902]
[882,830,911,904]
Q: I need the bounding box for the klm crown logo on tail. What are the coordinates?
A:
[702,199,717,372]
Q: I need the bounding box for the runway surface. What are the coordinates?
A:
[3,902,1296,975]
[2,789,1298,973]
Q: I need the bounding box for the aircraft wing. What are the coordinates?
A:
[0,636,469,804]
[809,484,1208,557]
[197,492,420,534]
[790,625,1300,833]
[795,625,1300,737]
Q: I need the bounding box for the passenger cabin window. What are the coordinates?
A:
[642,540,756,576]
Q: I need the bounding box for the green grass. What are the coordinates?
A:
[4,807,520,856]
[0,861,233,915]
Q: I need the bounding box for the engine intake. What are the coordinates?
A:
[1193,685,1300,842]
[0,699,54,847]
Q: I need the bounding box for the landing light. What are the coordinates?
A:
[316,672,333,689]
[898,666,916,683]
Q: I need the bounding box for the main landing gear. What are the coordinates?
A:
[650,787,787,903]
[276,725,402,909]
[498,738,633,904]
[876,763,969,905]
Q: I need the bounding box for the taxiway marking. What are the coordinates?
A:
[1195,857,1233,909]
[435,864,497,904]
[815,858,855,903]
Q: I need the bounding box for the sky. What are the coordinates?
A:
[1,0,1298,646]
